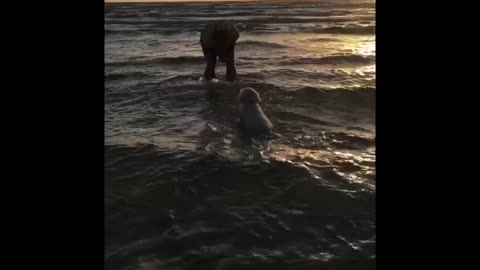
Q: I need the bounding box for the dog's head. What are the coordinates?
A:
[239,87,262,104]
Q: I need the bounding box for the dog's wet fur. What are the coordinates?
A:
[238,87,273,137]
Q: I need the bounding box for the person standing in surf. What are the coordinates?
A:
[200,21,240,82]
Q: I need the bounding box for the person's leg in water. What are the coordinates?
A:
[201,21,239,81]
[224,45,236,81]
[202,46,217,80]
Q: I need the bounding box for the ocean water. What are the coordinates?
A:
[105,1,375,269]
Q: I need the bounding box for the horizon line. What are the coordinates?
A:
[105,0,325,3]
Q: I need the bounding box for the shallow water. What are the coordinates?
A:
[105,1,375,269]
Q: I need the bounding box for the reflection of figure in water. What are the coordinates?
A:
[200,21,240,81]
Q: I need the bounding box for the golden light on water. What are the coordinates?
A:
[356,39,375,56]
[264,144,375,191]
[280,34,375,57]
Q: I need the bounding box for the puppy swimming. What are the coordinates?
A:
[238,87,273,136]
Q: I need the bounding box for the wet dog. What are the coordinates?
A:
[238,87,273,136]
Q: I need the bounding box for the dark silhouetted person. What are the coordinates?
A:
[200,21,240,81]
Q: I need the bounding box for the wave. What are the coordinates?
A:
[104,54,372,69]
[236,23,282,32]
[304,37,340,42]
[327,131,375,148]
[282,131,374,153]
[106,24,375,37]
[106,15,375,26]
[236,40,290,49]
[282,86,375,108]
[106,56,205,67]
[106,27,196,36]
[239,69,340,81]
[273,110,341,127]
[310,25,375,35]
[105,1,375,12]
[159,74,199,83]
[242,68,375,79]
[292,86,375,96]
[334,2,376,9]
[105,72,154,81]
[106,10,359,20]
[280,55,375,65]
[105,73,200,83]
[105,29,137,36]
